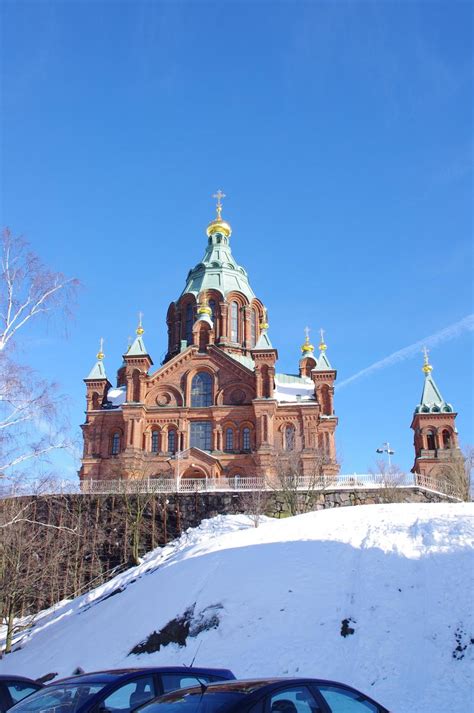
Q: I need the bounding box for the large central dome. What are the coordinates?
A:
[181,228,255,302]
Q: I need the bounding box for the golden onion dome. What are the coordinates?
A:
[206,218,232,238]
[301,327,314,354]
[422,346,433,374]
[197,293,212,316]
[207,189,232,238]
[318,328,327,352]
[136,311,145,336]
[97,337,105,361]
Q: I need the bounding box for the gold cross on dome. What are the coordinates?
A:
[423,345,429,363]
[304,326,310,342]
[320,328,325,343]
[212,189,226,219]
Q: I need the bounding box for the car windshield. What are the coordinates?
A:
[10,683,106,713]
[138,690,245,713]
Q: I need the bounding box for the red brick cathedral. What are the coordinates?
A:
[80,194,339,483]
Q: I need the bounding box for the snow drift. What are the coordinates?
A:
[1,503,473,713]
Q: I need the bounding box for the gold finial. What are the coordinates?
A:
[301,326,315,354]
[319,328,327,352]
[422,346,433,374]
[136,311,144,336]
[212,189,226,220]
[207,190,232,238]
[96,337,105,361]
[197,292,212,316]
[260,307,269,330]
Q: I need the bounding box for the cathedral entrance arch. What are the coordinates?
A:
[183,465,208,479]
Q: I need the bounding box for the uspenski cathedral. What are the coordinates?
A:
[80,193,461,483]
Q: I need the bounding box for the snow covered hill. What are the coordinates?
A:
[1,504,473,713]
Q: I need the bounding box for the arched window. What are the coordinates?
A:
[230,301,239,342]
[242,427,251,452]
[426,430,436,450]
[151,430,159,453]
[185,303,194,344]
[168,429,176,454]
[442,430,451,449]
[250,310,257,348]
[285,425,295,451]
[225,428,234,452]
[191,371,213,407]
[111,432,121,455]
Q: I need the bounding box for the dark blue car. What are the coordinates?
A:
[134,677,391,713]
[0,676,43,713]
[9,668,235,713]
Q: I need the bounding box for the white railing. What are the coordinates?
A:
[0,473,460,499]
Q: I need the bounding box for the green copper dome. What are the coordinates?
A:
[181,231,255,302]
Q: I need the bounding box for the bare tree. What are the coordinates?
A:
[240,485,269,527]
[270,447,331,516]
[434,445,473,502]
[368,460,407,504]
[0,228,78,478]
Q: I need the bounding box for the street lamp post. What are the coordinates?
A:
[376,442,395,468]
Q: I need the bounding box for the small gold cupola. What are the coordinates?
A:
[197,292,212,316]
[301,326,315,354]
[207,189,232,238]
[319,328,327,352]
[136,311,145,336]
[422,345,433,374]
[96,337,105,360]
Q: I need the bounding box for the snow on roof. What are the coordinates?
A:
[228,352,255,371]
[104,385,126,409]
[274,373,315,403]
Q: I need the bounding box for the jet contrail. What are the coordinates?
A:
[336,314,474,390]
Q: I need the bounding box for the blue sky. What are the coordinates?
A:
[1,0,472,478]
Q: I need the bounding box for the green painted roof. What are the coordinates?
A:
[85,360,107,380]
[127,335,149,357]
[181,232,255,301]
[275,373,311,385]
[228,352,255,371]
[254,330,273,349]
[415,373,453,414]
[314,351,333,371]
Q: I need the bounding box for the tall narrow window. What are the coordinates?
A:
[191,372,213,407]
[230,301,239,342]
[185,303,193,344]
[426,430,436,450]
[209,299,216,321]
[190,422,212,451]
[285,425,295,451]
[168,429,176,454]
[225,428,234,452]
[151,431,159,453]
[111,432,120,455]
[250,310,257,348]
[242,427,251,451]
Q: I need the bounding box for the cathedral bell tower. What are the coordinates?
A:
[411,348,461,477]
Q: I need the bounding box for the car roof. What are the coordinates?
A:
[145,677,366,696]
[53,667,234,686]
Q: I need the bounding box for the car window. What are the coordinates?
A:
[8,684,106,713]
[136,691,245,713]
[269,686,322,713]
[5,683,41,705]
[103,676,155,712]
[160,675,222,694]
[317,686,379,712]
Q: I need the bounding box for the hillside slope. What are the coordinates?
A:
[1,504,473,713]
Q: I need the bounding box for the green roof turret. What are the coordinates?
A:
[415,348,453,414]
[85,338,107,380]
[181,191,255,302]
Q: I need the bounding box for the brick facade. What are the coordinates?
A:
[80,205,339,483]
